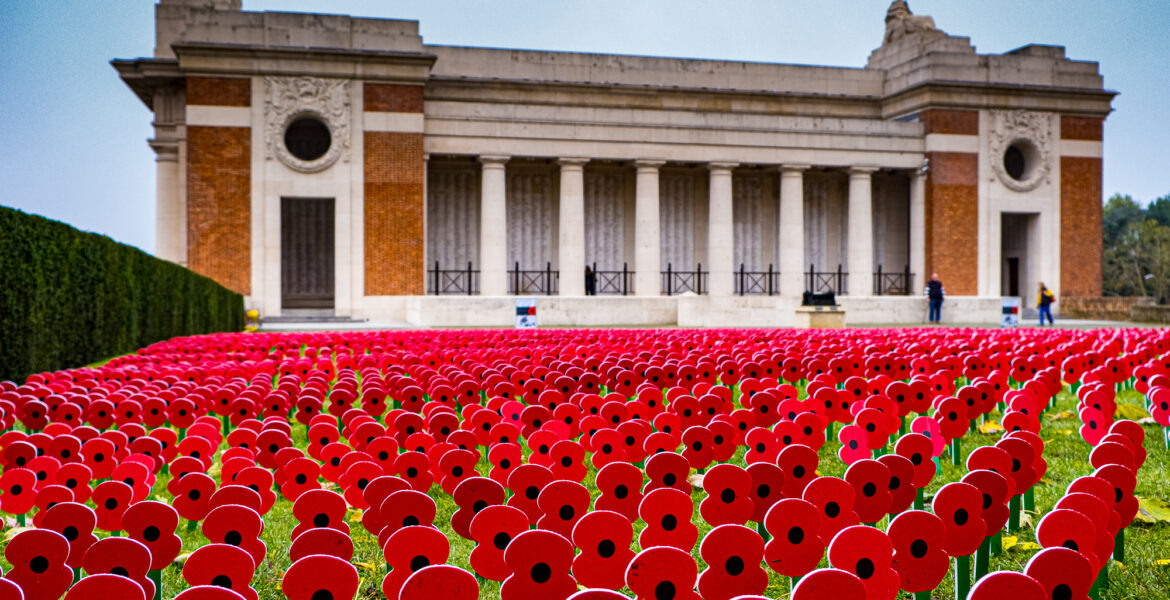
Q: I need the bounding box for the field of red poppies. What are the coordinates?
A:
[0,327,1166,600]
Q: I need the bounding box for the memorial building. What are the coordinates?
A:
[115,0,1113,326]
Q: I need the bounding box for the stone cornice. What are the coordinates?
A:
[881,80,1117,120]
[170,42,436,83]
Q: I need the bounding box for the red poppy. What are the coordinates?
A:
[1034,508,1099,573]
[63,574,146,600]
[39,501,98,569]
[888,510,949,593]
[82,537,156,599]
[828,525,899,600]
[844,459,892,524]
[745,427,779,464]
[909,417,945,458]
[549,440,588,482]
[173,472,217,523]
[836,425,870,465]
[595,461,644,522]
[965,446,1017,498]
[965,571,1045,600]
[282,554,359,600]
[625,545,701,600]
[208,485,263,516]
[506,464,554,525]
[31,484,72,527]
[566,590,630,600]
[470,504,529,581]
[746,462,786,524]
[875,454,915,515]
[381,524,451,600]
[201,504,267,569]
[279,457,321,502]
[451,476,506,540]
[681,426,716,471]
[92,480,133,532]
[1023,546,1093,600]
[790,568,867,600]
[56,462,93,504]
[1109,419,1147,466]
[762,498,824,578]
[181,543,258,600]
[233,467,276,514]
[638,487,699,551]
[699,463,754,526]
[644,451,691,494]
[400,565,480,600]
[1094,464,1139,528]
[0,468,37,516]
[288,527,354,562]
[501,529,578,600]
[438,448,479,494]
[122,500,182,570]
[994,437,1038,498]
[571,510,636,590]
[697,524,768,600]
[4,529,73,600]
[802,476,859,543]
[1056,492,1115,568]
[377,489,437,547]
[394,451,435,493]
[931,482,987,558]
[291,489,350,541]
[537,480,591,538]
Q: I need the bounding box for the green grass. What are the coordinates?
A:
[2,384,1167,599]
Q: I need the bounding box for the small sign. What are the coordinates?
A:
[1001,297,1020,328]
[515,297,537,329]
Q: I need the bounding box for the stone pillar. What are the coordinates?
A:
[479,155,510,296]
[708,162,738,296]
[558,158,589,296]
[153,145,183,263]
[634,160,665,296]
[778,164,809,296]
[909,169,926,295]
[847,166,878,296]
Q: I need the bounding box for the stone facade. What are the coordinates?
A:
[114,0,1113,325]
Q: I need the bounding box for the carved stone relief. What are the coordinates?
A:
[989,109,1052,193]
[264,76,351,173]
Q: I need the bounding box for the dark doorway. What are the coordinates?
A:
[281,197,335,309]
[1006,257,1019,297]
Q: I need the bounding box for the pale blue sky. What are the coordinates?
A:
[1,1,1167,254]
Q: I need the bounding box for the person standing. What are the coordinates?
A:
[1037,282,1055,326]
[584,266,596,296]
[925,273,944,323]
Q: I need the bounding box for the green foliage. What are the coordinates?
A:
[0,205,243,382]
[1103,193,1170,301]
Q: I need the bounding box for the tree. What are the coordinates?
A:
[1103,194,1143,248]
[1146,193,1170,228]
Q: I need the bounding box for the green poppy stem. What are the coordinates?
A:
[975,536,990,580]
[1114,527,1125,563]
[955,554,971,600]
[1009,494,1021,533]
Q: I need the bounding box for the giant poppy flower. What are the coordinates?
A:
[82,537,156,600]
[699,463,754,527]
[888,510,949,593]
[201,504,267,569]
[400,565,479,600]
[625,545,701,600]
[638,487,699,551]
[39,501,97,569]
[382,524,451,600]
[790,568,867,600]
[501,529,577,600]
[469,504,529,581]
[931,482,986,558]
[965,571,1045,600]
[802,476,859,543]
[123,500,182,571]
[595,461,644,523]
[4,529,73,600]
[571,510,636,590]
[644,451,691,494]
[182,543,258,600]
[506,464,554,525]
[697,524,768,600]
[827,525,899,600]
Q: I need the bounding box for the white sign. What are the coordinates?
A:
[515,297,537,329]
[1001,297,1020,328]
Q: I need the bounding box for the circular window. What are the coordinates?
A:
[284,117,331,162]
[1002,140,1038,183]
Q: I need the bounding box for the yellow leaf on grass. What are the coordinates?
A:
[978,421,1005,434]
[1135,496,1170,524]
[347,509,364,523]
[354,561,377,571]
[1117,403,1151,420]
[1048,411,1073,421]
[1155,559,1170,566]
[1017,542,1041,551]
[1001,536,1018,550]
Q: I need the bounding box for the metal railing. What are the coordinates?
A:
[735,263,779,296]
[806,264,848,295]
[590,262,631,295]
[874,264,913,296]
[427,261,478,295]
[508,261,558,295]
[662,263,707,295]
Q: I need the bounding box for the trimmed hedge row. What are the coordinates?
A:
[0,205,243,382]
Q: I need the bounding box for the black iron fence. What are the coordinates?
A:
[735,263,779,296]
[591,262,632,295]
[508,262,559,295]
[662,263,707,295]
[874,264,913,296]
[806,264,848,296]
[427,261,478,295]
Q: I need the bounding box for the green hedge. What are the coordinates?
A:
[0,205,244,382]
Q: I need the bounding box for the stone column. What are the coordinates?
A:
[153,145,183,263]
[909,169,926,295]
[847,166,878,296]
[708,162,738,296]
[479,155,510,296]
[778,164,809,296]
[634,160,665,296]
[558,158,589,296]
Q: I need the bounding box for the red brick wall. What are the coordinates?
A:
[364,132,424,295]
[187,77,251,107]
[364,84,424,113]
[1061,116,1103,141]
[925,151,979,295]
[1061,156,1104,296]
[921,109,979,136]
[187,126,251,295]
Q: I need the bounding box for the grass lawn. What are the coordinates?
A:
[2,383,1165,599]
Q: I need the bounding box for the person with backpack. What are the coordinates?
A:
[1037,282,1055,326]
[925,273,944,323]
